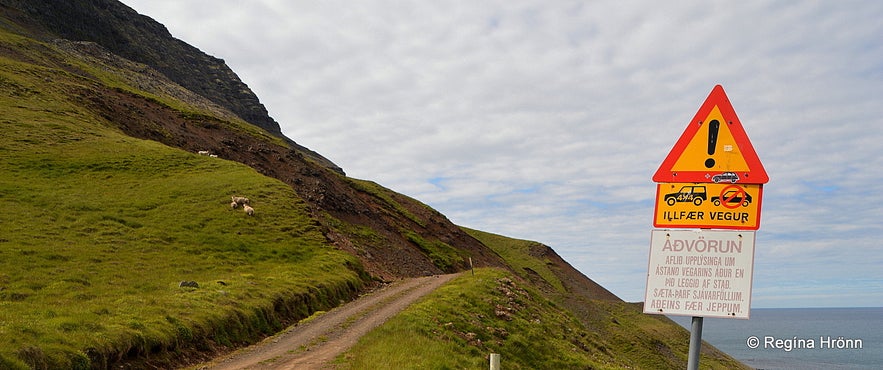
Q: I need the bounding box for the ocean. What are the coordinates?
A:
[668,307,882,369]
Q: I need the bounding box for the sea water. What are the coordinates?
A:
[669,307,882,369]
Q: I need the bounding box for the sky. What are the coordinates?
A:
[121,1,883,308]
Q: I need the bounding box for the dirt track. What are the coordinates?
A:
[194,273,459,370]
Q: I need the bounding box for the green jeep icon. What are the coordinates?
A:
[664,185,707,206]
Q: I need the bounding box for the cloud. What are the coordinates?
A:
[122,0,883,307]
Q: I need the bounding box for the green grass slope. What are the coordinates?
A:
[342,269,627,369]
[0,31,368,369]
[0,18,747,370]
[337,231,749,369]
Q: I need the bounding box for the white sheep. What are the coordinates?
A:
[198,150,210,155]
[243,204,254,216]
[231,196,250,205]
[209,154,218,158]
[231,201,239,209]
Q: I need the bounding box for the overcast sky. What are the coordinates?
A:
[121,1,882,308]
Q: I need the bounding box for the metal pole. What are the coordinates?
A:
[687,316,703,370]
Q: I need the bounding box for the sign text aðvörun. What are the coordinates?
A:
[644,230,755,319]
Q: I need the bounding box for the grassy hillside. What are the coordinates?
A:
[0,10,748,369]
[0,30,369,369]
[341,268,624,369]
[466,228,749,368]
[334,230,749,369]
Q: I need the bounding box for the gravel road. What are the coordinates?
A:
[195,273,459,370]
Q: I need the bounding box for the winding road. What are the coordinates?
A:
[194,273,459,370]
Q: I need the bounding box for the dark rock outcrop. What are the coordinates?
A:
[0,0,343,174]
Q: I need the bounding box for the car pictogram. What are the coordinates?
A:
[711,189,752,207]
[664,185,707,206]
[711,172,740,183]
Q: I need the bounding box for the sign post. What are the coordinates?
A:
[687,316,703,370]
[644,85,767,370]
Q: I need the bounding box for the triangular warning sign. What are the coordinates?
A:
[653,85,768,184]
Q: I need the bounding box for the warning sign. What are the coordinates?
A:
[653,182,763,230]
[644,229,755,319]
[653,85,768,184]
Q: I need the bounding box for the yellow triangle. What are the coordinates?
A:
[671,106,750,173]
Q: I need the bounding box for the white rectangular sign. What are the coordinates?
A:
[643,229,755,319]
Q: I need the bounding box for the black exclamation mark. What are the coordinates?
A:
[705,120,720,168]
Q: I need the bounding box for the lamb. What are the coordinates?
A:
[243,204,254,216]
[230,201,239,209]
[231,196,250,205]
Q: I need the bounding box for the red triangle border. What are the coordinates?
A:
[652,85,768,184]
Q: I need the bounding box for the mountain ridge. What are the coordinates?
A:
[0,0,344,175]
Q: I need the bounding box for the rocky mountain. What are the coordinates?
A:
[0,0,523,282]
[0,0,343,174]
[0,1,745,369]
